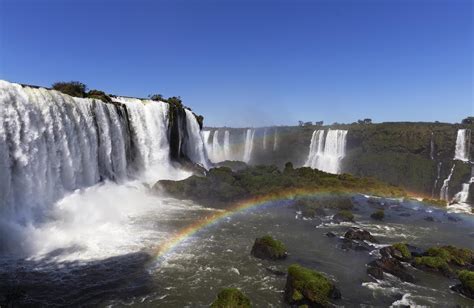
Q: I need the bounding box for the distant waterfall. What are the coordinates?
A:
[430,132,435,160]
[263,129,267,150]
[273,128,278,151]
[204,129,231,163]
[243,129,255,163]
[453,167,474,204]
[440,163,455,201]
[431,162,442,198]
[305,129,348,174]
[454,129,471,161]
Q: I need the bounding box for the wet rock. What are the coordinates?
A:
[367,266,384,279]
[340,238,372,252]
[266,266,286,276]
[424,216,435,222]
[333,210,354,223]
[210,288,251,308]
[344,227,378,243]
[284,264,341,307]
[370,209,385,220]
[368,257,415,282]
[451,270,474,299]
[325,232,336,238]
[380,243,412,262]
[251,235,287,260]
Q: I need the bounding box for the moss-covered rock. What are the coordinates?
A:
[284,264,341,307]
[391,243,412,259]
[413,256,451,276]
[344,227,378,243]
[251,235,287,260]
[210,288,251,308]
[370,209,385,220]
[333,210,354,223]
[452,270,474,299]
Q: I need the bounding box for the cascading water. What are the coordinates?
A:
[273,128,278,151]
[0,80,206,257]
[453,167,473,204]
[440,164,455,201]
[204,129,231,163]
[184,109,210,168]
[305,129,348,174]
[263,129,267,150]
[454,129,471,162]
[430,132,435,160]
[243,129,255,163]
[431,162,442,198]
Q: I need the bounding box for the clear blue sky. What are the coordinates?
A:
[0,0,472,127]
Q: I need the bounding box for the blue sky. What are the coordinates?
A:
[0,0,472,127]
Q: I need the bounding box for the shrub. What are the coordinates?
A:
[87,89,112,103]
[392,243,411,259]
[210,288,251,308]
[370,209,385,220]
[52,81,87,98]
[458,270,474,293]
[149,93,165,102]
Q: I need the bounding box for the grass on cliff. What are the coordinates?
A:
[156,164,406,207]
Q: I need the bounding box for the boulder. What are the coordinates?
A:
[284,264,341,307]
[368,257,415,282]
[251,235,287,260]
[333,210,354,223]
[451,270,474,299]
[210,288,251,308]
[380,243,412,261]
[370,209,385,220]
[344,227,378,243]
[367,266,384,280]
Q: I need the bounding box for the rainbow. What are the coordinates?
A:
[152,188,350,260]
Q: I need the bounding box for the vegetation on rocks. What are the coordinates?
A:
[87,89,112,103]
[251,235,287,260]
[391,243,411,259]
[52,81,87,98]
[156,165,406,208]
[284,264,340,307]
[456,270,474,299]
[210,288,251,308]
[370,209,385,220]
[333,210,354,222]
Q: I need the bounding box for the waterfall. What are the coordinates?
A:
[305,129,348,174]
[202,130,211,145]
[0,80,209,228]
[440,163,455,201]
[223,130,231,160]
[431,162,442,198]
[184,109,210,169]
[263,129,267,150]
[454,129,471,162]
[273,128,278,151]
[430,132,435,160]
[204,129,231,163]
[243,129,255,163]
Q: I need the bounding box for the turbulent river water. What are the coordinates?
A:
[1,194,473,307]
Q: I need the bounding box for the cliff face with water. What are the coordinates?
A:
[0,80,209,245]
[204,123,474,204]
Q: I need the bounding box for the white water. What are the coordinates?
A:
[305,129,348,174]
[273,128,278,151]
[431,162,442,198]
[243,129,255,163]
[440,164,455,201]
[0,81,206,258]
[263,129,267,150]
[453,166,473,204]
[430,132,435,160]
[204,129,232,163]
[184,109,210,168]
[454,129,471,161]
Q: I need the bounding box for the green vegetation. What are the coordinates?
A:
[52,81,87,98]
[87,89,112,103]
[210,288,251,308]
[422,198,447,207]
[426,246,473,267]
[414,256,450,271]
[149,93,165,102]
[458,270,474,294]
[392,243,411,259]
[251,235,287,259]
[156,165,406,208]
[370,209,385,220]
[334,210,354,222]
[285,264,337,306]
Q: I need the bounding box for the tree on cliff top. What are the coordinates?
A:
[149,93,165,102]
[52,81,87,98]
